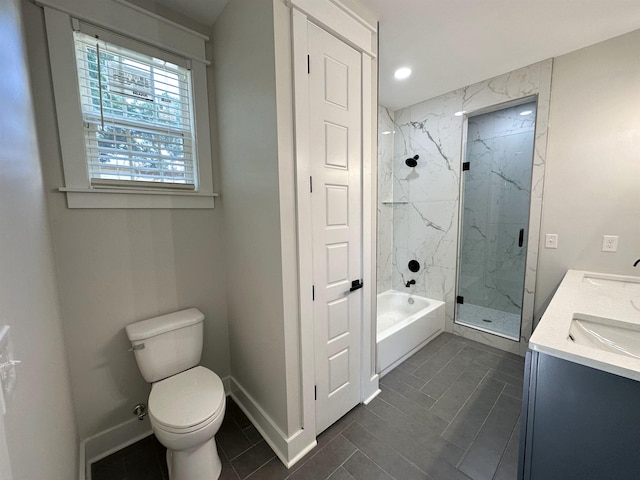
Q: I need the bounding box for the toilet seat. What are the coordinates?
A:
[149,366,225,434]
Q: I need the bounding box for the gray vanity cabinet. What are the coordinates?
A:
[518,350,640,480]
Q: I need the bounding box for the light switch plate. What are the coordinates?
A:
[545,234,558,249]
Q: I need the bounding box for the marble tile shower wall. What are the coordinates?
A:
[459,105,536,315]
[382,59,552,354]
[377,105,395,293]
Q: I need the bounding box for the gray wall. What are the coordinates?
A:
[535,29,640,316]
[22,2,230,440]
[0,0,78,477]
[212,0,297,435]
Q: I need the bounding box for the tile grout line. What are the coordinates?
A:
[326,434,359,480]
[439,367,493,437]
[281,420,358,480]
[422,347,482,407]
[350,416,438,480]
[223,448,242,480]
[242,454,278,480]
[491,415,521,480]
[406,336,456,373]
[418,342,475,399]
[455,382,507,469]
[380,377,437,406]
[353,442,405,480]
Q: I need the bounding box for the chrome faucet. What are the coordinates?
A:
[405,279,416,287]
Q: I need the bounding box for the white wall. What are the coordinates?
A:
[212,0,298,436]
[0,0,78,477]
[22,2,230,440]
[536,29,640,316]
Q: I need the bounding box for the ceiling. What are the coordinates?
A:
[152,0,640,111]
[362,0,640,110]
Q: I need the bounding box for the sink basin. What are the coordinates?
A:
[569,313,640,359]
[582,273,640,292]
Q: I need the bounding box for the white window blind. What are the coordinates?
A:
[73,31,197,189]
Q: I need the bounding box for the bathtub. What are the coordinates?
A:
[377,290,445,376]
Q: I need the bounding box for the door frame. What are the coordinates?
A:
[454,96,538,342]
[290,0,379,458]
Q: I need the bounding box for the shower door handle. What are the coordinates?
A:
[518,228,525,248]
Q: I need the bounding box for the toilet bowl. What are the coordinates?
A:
[125,309,226,480]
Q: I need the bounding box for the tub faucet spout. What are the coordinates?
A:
[405,279,416,287]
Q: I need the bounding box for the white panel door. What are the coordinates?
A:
[308,23,363,434]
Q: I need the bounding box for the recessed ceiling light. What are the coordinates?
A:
[454,111,467,117]
[394,67,412,80]
[519,110,533,116]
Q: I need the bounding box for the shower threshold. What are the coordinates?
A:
[456,303,520,341]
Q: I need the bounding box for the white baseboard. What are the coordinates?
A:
[229,376,316,468]
[362,388,381,405]
[361,372,380,405]
[80,375,232,480]
[81,416,152,480]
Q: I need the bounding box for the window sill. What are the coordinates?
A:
[59,187,218,209]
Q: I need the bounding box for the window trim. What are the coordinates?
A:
[42,2,215,209]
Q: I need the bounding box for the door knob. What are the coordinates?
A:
[349,279,363,292]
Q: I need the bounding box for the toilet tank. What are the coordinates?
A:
[125,308,204,383]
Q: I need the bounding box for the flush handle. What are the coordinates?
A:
[128,343,145,352]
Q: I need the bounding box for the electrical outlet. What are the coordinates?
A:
[602,235,619,252]
[545,234,558,249]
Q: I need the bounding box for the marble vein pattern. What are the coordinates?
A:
[459,102,536,318]
[376,59,552,355]
[377,105,395,293]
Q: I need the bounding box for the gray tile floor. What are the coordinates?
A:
[93,332,525,480]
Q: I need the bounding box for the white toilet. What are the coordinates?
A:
[125,308,225,480]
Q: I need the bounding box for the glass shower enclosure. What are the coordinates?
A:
[455,101,537,340]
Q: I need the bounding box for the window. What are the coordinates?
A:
[42,0,215,208]
[74,32,197,190]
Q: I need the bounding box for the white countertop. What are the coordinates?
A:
[530,269,640,381]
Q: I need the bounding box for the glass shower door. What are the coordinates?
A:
[455,102,536,341]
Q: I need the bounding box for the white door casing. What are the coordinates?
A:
[307,23,363,434]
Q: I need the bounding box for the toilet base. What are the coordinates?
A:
[166,437,222,480]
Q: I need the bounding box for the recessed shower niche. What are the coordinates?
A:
[455,101,537,340]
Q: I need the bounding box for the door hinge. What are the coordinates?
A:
[312,285,315,301]
[310,176,313,193]
[463,162,470,171]
[456,295,464,304]
[307,55,310,74]
[314,385,317,400]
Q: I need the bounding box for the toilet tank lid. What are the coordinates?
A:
[125,308,204,342]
